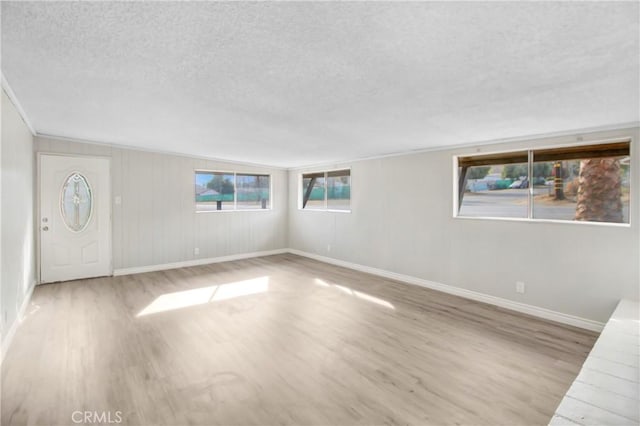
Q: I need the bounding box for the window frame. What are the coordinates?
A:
[299,168,352,213]
[453,138,632,227]
[195,169,273,213]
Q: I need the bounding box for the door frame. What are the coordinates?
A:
[36,152,113,284]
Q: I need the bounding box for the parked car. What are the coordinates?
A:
[533,177,546,186]
[488,179,512,190]
[509,178,529,189]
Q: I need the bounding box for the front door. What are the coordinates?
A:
[40,154,111,283]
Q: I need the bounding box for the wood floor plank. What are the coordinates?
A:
[1,254,598,425]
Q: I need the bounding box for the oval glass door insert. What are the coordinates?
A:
[60,172,93,232]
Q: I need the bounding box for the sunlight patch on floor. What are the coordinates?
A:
[315,279,395,309]
[137,276,269,316]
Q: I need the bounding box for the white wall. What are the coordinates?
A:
[1,89,36,355]
[288,127,640,323]
[1,91,3,353]
[35,136,288,272]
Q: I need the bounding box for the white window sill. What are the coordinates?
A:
[453,215,631,228]
[196,209,273,214]
[299,208,352,213]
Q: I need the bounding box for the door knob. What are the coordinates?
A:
[42,226,49,231]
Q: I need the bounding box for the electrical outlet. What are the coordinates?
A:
[516,281,526,294]
[194,247,200,256]
[327,244,331,252]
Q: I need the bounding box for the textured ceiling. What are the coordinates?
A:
[2,2,639,168]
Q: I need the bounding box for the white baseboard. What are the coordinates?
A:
[287,249,605,332]
[1,280,36,365]
[113,248,289,276]
[28,247,604,335]
[0,248,602,368]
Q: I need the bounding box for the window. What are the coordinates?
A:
[195,171,271,212]
[236,174,271,210]
[302,173,325,209]
[457,152,529,219]
[532,144,630,223]
[301,169,350,211]
[60,172,92,232]
[456,141,630,224]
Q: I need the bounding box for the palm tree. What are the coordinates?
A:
[575,158,623,222]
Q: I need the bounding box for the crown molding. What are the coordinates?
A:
[5,70,635,172]
[39,121,639,173]
[287,122,640,171]
[35,133,289,171]
[1,73,36,135]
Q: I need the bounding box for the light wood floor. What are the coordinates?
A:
[2,254,598,426]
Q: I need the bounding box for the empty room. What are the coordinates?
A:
[1,1,638,425]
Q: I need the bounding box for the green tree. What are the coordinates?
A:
[467,166,490,179]
[207,175,235,194]
[532,162,551,178]
[502,164,528,180]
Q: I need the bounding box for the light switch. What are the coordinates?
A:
[114,196,122,205]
